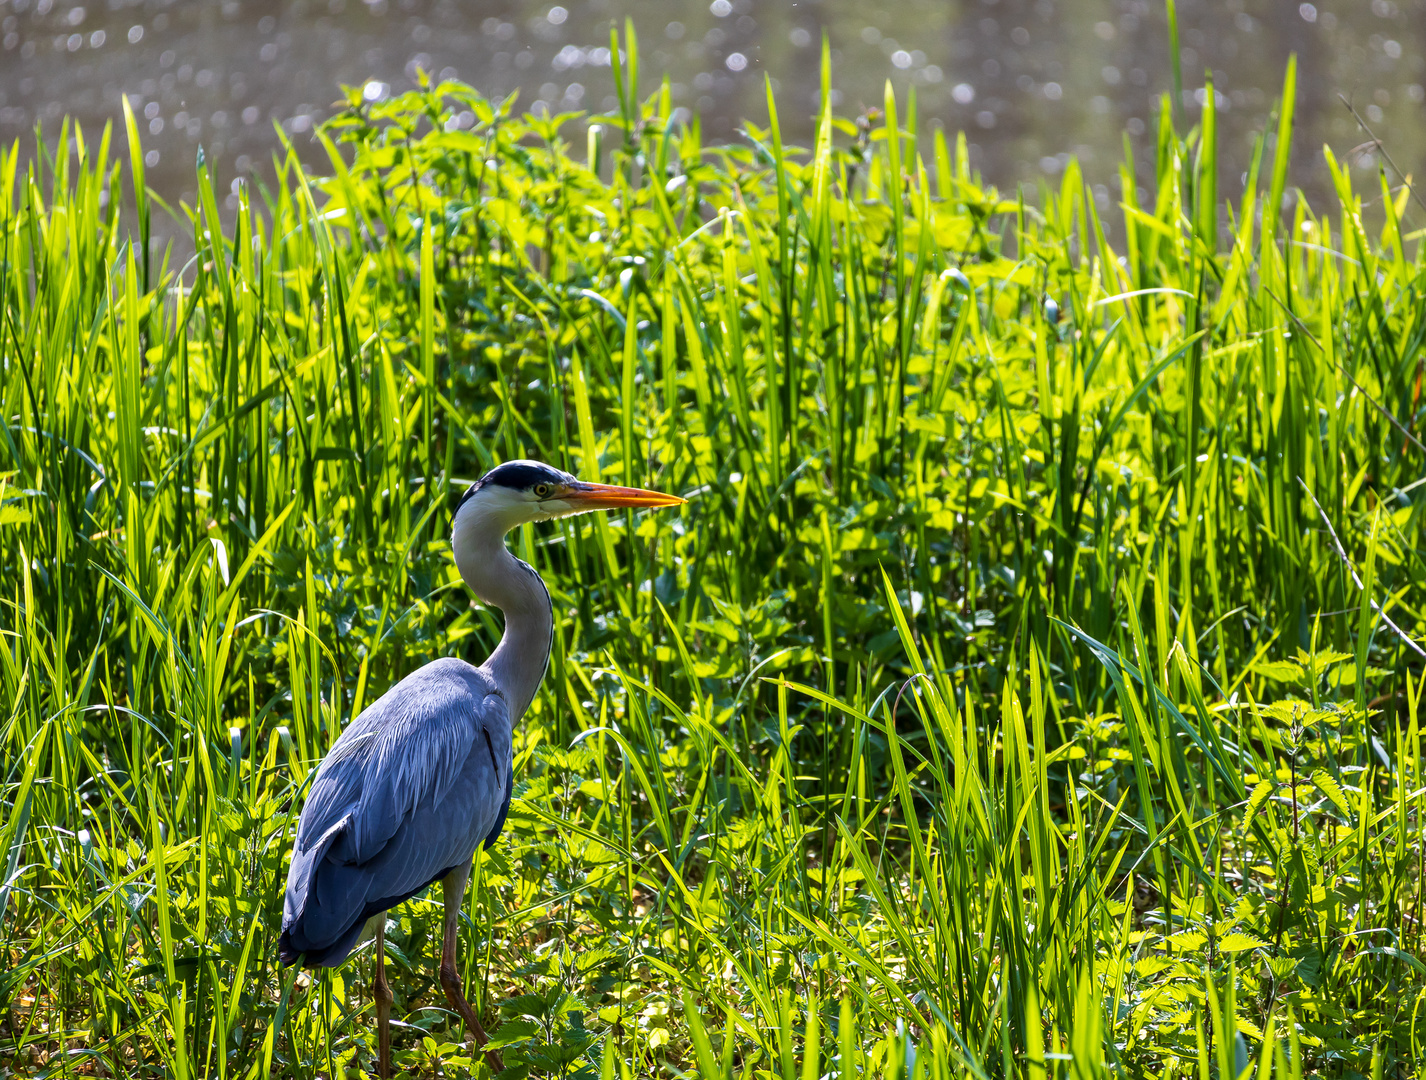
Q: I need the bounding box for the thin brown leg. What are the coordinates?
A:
[373,920,393,1079]
[439,864,505,1074]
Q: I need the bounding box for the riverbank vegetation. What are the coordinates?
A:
[2,28,1424,1079]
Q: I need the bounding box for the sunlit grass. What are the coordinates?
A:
[2,25,1423,1079]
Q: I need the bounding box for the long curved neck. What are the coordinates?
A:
[453,525,553,723]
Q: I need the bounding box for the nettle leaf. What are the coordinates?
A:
[1217,932,1270,953]
[486,1018,539,1048]
[1135,955,1176,977]
[528,1037,593,1070]
[1267,956,1298,979]
[1329,663,1393,686]
[1295,647,1353,676]
[1291,943,1325,987]
[574,946,613,973]
[1251,660,1304,682]
[500,994,552,1021]
[1241,779,1274,835]
[1310,768,1353,819]
[1164,931,1206,953]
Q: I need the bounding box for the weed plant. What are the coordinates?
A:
[2,27,1424,1079]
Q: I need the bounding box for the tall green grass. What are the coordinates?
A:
[2,30,1424,1078]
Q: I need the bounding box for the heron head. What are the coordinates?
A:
[454,459,684,540]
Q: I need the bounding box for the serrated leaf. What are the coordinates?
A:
[1310,768,1353,819]
[485,1018,539,1049]
[1330,662,1392,685]
[1266,956,1297,978]
[1295,647,1352,672]
[574,946,613,972]
[1218,932,1269,953]
[1135,955,1177,977]
[1241,780,1273,835]
[1165,931,1206,952]
[500,994,552,1021]
[1251,660,1304,682]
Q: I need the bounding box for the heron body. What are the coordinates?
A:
[278,459,682,1076]
[277,658,514,967]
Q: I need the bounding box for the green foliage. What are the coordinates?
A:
[2,39,1424,1079]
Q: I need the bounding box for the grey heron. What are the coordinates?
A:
[278,459,683,1077]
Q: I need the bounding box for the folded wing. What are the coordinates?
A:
[279,657,513,968]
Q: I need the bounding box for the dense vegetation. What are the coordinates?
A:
[2,27,1424,1079]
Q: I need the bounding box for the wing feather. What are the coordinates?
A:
[279,657,514,967]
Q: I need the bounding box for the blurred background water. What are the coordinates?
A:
[1,0,1423,237]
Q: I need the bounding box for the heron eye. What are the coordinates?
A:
[533,483,553,498]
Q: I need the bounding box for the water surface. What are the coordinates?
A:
[2,0,1422,235]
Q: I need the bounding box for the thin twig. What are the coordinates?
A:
[891,672,935,729]
[1298,477,1426,658]
[1339,93,1426,220]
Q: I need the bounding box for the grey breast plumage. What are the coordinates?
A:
[279,657,514,968]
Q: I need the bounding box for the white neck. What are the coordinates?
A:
[452,509,553,723]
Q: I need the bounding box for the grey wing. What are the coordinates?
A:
[279,657,513,968]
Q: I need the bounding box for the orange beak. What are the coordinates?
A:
[556,481,685,511]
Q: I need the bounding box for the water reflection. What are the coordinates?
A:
[1,0,1422,234]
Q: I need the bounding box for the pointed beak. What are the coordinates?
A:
[556,481,685,511]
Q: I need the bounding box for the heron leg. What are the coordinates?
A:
[373,920,393,1079]
[439,864,505,1074]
